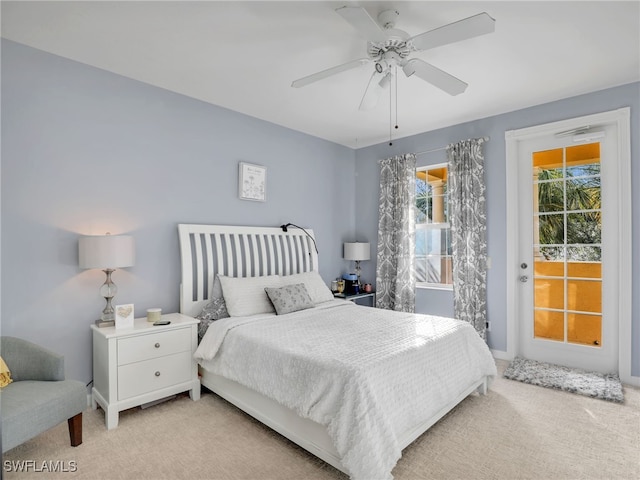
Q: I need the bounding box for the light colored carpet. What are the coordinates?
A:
[3,360,639,480]
[503,356,624,403]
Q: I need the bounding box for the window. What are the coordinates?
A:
[415,164,452,288]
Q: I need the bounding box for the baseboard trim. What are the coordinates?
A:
[491,349,511,361]
[622,375,640,388]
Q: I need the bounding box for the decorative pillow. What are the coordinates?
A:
[195,297,230,341]
[218,274,281,317]
[265,283,314,315]
[281,271,334,304]
[0,356,13,388]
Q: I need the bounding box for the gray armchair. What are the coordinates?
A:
[1,336,87,453]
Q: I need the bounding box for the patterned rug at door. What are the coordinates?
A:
[503,356,624,403]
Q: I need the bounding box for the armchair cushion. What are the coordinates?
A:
[0,336,86,453]
[1,379,86,452]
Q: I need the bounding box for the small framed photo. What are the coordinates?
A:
[115,304,134,329]
[238,162,266,202]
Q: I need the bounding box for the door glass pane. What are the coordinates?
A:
[531,142,602,347]
[534,310,564,341]
[568,313,602,346]
[567,212,601,244]
[539,246,564,261]
[566,178,601,207]
[567,260,601,278]
[534,278,564,310]
[566,143,600,175]
[538,180,565,212]
[567,246,601,263]
[567,280,602,313]
[533,148,563,174]
[538,213,564,244]
[534,260,563,277]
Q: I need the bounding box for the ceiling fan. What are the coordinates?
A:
[291,6,495,110]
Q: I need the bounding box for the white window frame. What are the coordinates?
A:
[415,163,453,291]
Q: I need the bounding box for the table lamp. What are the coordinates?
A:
[343,242,370,288]
[79,233,135,327]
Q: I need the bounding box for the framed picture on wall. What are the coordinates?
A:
[238,162,267,202]
[115,304,134,329]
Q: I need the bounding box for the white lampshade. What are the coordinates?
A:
[343,242,370,261]
[79,234,135,269]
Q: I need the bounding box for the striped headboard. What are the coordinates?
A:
[178,224,319,317]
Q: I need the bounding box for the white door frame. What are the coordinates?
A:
[505,107,636,385]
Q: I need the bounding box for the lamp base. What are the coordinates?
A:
[94,319,115,328]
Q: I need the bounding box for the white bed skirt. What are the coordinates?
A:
[200,367,489,476]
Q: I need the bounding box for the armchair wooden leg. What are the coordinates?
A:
[68,413,83,447]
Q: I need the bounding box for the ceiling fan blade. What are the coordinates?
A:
[403,58,468,96]
[335,6,387,42]
[291,58,370,88]
[359,71,391,111]
[408,12,495,51]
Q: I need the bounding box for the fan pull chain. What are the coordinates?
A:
[395,66,399,132]
[389,80,393,146]
[389,68,399,146]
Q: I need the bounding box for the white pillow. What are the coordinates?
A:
[218,274,281,317]
[281,271,334,304]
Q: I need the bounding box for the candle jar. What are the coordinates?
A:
[146,308,162,323]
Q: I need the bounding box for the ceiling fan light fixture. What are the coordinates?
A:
[378,72,392,89]
[402,60,416,78]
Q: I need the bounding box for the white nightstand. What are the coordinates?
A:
[91,313,200,429]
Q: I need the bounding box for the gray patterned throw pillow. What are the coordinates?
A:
[195,297,229,340]
[264,283,314,315]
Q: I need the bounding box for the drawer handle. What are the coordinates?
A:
[154,343,160,348]
[155,371,161,377]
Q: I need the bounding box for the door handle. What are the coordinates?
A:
[519,275,529,283]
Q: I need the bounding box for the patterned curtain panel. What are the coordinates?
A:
[447,138,488,339]
[375,154,417,312]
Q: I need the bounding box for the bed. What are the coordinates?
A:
[178,223,497,480]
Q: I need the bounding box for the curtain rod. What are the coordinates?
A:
[415,136,490,156]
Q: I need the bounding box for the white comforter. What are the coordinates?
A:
[194,300,497,480]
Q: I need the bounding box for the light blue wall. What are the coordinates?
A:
[355,82,639,376]
[1,40,356,384]
[2,39,638,383]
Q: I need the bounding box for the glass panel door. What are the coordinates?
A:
[532,142,602,347]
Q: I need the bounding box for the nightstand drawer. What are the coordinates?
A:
[117,351,192,400]
[117,327,191,365]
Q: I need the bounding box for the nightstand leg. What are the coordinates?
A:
[106,407,119,430]
[189,381,201,401]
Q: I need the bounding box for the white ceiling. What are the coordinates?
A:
[2,1,639,148]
